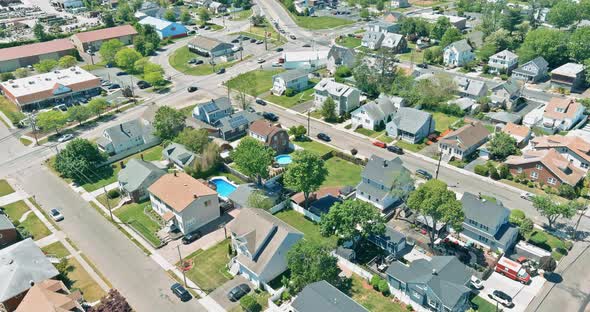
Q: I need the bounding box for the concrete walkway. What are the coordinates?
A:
[18,210,32,222]
[35,233,59,248]
[0,190,28,206]
[89,182,120,197]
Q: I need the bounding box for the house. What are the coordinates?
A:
[228,208,303,288]
[138,16,188,39]
[383,11,405,23]
[162,142,197,169]
[453,77,487,99]
[351,95,397,131]
[187,35,235,58]
[71,25,137,52]
[282,50,330,70]
[366,21,399,33]
[443,39,474,67]
[96,119,160,155]
[369,225,406,257]
[381,33,407,53]
[391,0,410,8]
[271,69,309,95]
[361,31,384,50]
[0,39,76,73]
[386,256,473,312]
[208,1,226,13]
[290,280,368,312]
[248,119,290,154]
[448,97,477,113]
[356,155,414,210]
[416,13,468,29]
[386,107,434,144]
[512,56,548,83]
[439,122,490,161]
[0,214,17,249]
[485,111,522,125]
[488,50,519,74]
[505,149,585,187]
[314,78,360,116]
[217,111,262,141]
[192,97,233,124]
[460,192,519,252]
[0,239,59,311]
[118,158,166,202]
[290,186,343,221]
[327,45,356,74]
[531,135,590,171]
[490,79,522,110]
[148,172,220,235]
[502,123,532,147]
[15,279,83,312]
[542,97,585,131]
[136,1,162,17]
[550,63,586,92]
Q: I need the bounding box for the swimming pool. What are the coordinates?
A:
[275,154,293,165]
[210,177,237,198]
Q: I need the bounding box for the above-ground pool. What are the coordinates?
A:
[275,154,293,165]
[210,177,237,198]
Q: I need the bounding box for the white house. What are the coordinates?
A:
[381,33,407,53]
[542,97,585,131]
[356,155,414,210]
[488,50,519,74]
[361,31,384,50]
[96,118,160,155]
[386,107,435,144]
[282,50,329,70]
[439,122,490,160]
[327,45,356,74]
[351,95,397,130]
[443,39,474,67]
[271,69,309,95]
[314,78,360,116]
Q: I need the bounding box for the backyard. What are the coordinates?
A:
[294,139,334,156]
[0,179,15,196]
[226,69,284,96]
[274,209,338,249]
[169,46,246,76]
[349,274,405,312]
[182,239,234,292]
[264,87,315,108]
[335,36,362,48]
[322,157,362,188]
[431,112,460,133]
[114,201,162,247]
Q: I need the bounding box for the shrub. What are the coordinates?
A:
[371,275,381,290]
[565,240,574,250]
[497,164,510,179]
[558,184,577,199]
[489,167,500,180]
[285,88,295,97]
[378,279,390,296]
[351,148,358,156]
[510,209,526,222]
[107,189,120,199]
[527,181,534,188]
[240,295,261,312]
[529,231,549,250]
[407,305,414,311]
[474,164,489,177]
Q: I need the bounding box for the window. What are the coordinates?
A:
[531,171,538,179]
[582,163,589,169]
[536,164,543,170]
[204,200,210,207]
[517,167,523,173]
[547,177,557,185]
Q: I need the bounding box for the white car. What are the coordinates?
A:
[57,134,74,143]
[257,58,265,64]
[271,62,282,67]
[520,192,534,201]
[488,290,513,308]
[50,208,64,221]
[470,276,484,290]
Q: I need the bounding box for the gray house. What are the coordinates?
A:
[217,111,262,141]
[192,97,233,124]
[97,119,160,155]
[290,280,368,312]
[271,69,309,95]
[490,79,522,110]
[162,142,197,169]
[512,57,548,83]
[386,256,473,312]
[187,35,234,57]
[118,158,166,202]
[327,45,356,73]
[386,107,435,144]
[366,21,400,33]
[356,155,413,210]
[460,192,519,252]
[454,77,488,99]
[369,225,407,257]
[361,31,384,50]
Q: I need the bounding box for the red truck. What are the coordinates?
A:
[495,257,531,284]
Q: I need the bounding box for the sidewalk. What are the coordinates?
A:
[89,181,119,197]
[0,190,28,206]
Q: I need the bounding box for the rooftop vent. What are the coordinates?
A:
[28,81,34,85]
[75,71,81,74]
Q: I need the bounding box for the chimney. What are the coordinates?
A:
[174,171,177,177]
[432,269,437,275]
[193,194,197,199]
[383,160,388,168]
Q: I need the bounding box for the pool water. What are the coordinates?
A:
[275,154,293,165]
[211,178,237,198]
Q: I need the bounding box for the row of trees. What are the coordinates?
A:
[35,98,111,135]
[100,41,166,87]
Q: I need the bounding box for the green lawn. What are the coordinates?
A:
[114,201,162,247]
[67,258,107,302]
[431,112,460,133]
[294,140,334,156]
[229,291,271,312]
[335,36,361,48]
[323,157,362,188]
[376,134,394,143]
[21,213,51,240]
[233,8,252,20]
[354,127,384,138]
[96,193,121,210]
[470,295,496,312]
[0,179,14,197]
[264,87,315,108]
[183,239,233,292]
[292,15,354,30]
[395,140,427,152]
[226,69,284,96]
[349,274,405,312]
[19,137,33,146]
[274,209,338,249]
[169,46,245,76]
[398,43,430,63]
[0,95,25,125]
[42,241,70,258]
[2,200,30,221]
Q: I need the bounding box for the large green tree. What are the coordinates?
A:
[99,39,124,64]
[284,150,328,208]
[34,59,58,73]
[440,27,463,48]
[286,241,342,294]
[68,105,92,125]
[500,7,522,33]
[115,48,142,71]
[36,110,67,134]
[320,97,337,121]
[58,55,77,68]
[197,7,211,25]
[230,137,274,185]
[517,28,568,67]
[175,128,209,153]
[430,17,452,40]
[488,132,518,160]
[320,199,386,243]
[547,0,579,28]
[532,195,576,229]
[87,98,109,117]
[54,138,107,180]
[153,106,185,140]
[568,26,590,62]
[163,8,176,22]
[33,23,47,41]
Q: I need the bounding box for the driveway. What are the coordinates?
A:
[464,158,486,172]
[207,275,249,311]
[480,272,546,312]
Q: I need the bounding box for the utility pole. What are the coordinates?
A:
[307,110,310,136]
[435,151,442,179]
[177,245,188,287]
[28,114,38,146]
[239,39,243,60]
[264,25,268,51]
[103,185,114,221]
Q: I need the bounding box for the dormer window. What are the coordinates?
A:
[556,108,565,113]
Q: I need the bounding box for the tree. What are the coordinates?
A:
[36,110,67,134]
[320,97,337,121]
[399,17,431,37]
[89,289,132,312]
[197,7,211,25]
[115,48,142,71]
[229,73,257,110]
[54,258,72,287]
[102,12,115,27]
[423,46,443,64]
[58,55,77,68]
[68,105,92,125]
[407,179,464,248]
[288,125,307,140]
[488,132,518,160]
[153,106,185,140]
[568,26,590,62]
[538,256,557,274]
[440,27,463,48]
[430,17,452,40]
[180,9,191,24]
[33,23,47,41]
[284,150,328,209]
[477,42,498,63]
[250,14,265,26]
[0,72,14,81]
[558,184,578,199]
[360,8,370,20]
[100,39,124,65]
[116,2,134,22]
[14,68,29,78]
[230,137,274,185]
[532,195,576,229]
[484,29,516,52]
[87,98,109,117]
[286,241,342,294]
[500,7,522,33]
[54,138,107,180]
[33,59,58,73]
[547,0,579,28]
[144,71,165,87]
[517,28,568,67]
[163,8,177,22]
[376,0,384,11]
[175,128,208,153]
[247,191,274,210]
[320,199,386,243]
[134,25,160,56]
[144,62,164,75]
[334,65,352,82]
[133,58,150,74]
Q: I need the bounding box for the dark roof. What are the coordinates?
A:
[198,97,232,114]
[461,192,508,231]
[513,57,548,76]
[227,183,256,207]
[486,111,522,124]
[118,158,166,193]
[383,225,406,245]
[292,280,368,312]
[388,107,432,134]
[309,195,342,216]
[274,69,308,82]
[217,111,262,133]
[0,214,14,231]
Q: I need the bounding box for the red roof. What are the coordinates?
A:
[73,25,138,43]
[0,39,75,62]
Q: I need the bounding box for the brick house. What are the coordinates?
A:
[248,120,290,154]
[505,149,585,187]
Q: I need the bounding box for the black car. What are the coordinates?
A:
[187,86,198,92]
[317,133,331,142]
[241,36,250,41]
[231,38,240,43]
[302,43,311,47]
[263,112,279,121]
[108,83,121,89]
[170,283,192,302]
[255,98,266,105]
[276,47,284,52]
[217,68,226,74]
[416,169,433,180]
[137,80,151,89]
[417,63,428,69]
[181,231,202,244]
[195,59,204,65]
[116,71,127,76]
[250,38,257,43]
[227,284,250,302]
[188,58,197,64]
[387,145,403,154]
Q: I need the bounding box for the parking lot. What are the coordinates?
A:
[479,272,546,312]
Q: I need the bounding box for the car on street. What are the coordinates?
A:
[50,208,64,221]
[470,276,484,290]
[302,43,311,47]
[231,38,240,43]
[116,71,127,76]
[247,106,256,113]
[203,25,211,30]
[101,80,111,86]
[170,283,192,302]
[108,83,121,89]
[415,169,433,180]
[137,80,151,89]
[262,112,278,121]
[289,34,296,40]
[276,47,283,52]
[257,58,265,63]
[256,40,263,44]
[317,133,331,142]
[216,68,225,74]
[227,284,250,302]
[488,290,513,308]
[373,141,387,148]
[520,192,534,201]
[187,86,198,92]
[272,62,282,67]
[250,38,257,43]
[188,30,196,35]
[255,98,266,105]
[417,63,428,69]
[57,133,74,143]
[387,145,403,154]
[241,36,250,41]
[181,231,202,245]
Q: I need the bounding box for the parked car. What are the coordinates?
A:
[271,62,282,67]
[257,58,265,64]
[247,106,256,113]
[373,141,387,148]
[116,71,127,76]
[101,80,111,86]
[137,80,151,89]
[262,112,279,121]
[227,284,250,302]
[181,231,202,245]
[417,63,428,69]
[250,38,257,43]
[255,98,266,105]
[57,133,74,143]
[302,43,311,47]
[170,283,192,302]
[188,30,196,35]
[289,34,296,40]
[188,58,197,64]
[488,290,513,308]
[216,68,225,74]
[108,83,121,89]
[187,86,198,92]
[470,276,484,290]
[415,169,432,180]
[49,208,64,221]
[204,25,211,30]
[241,36,250,40]
[317,133,331,142]
[275,47,284,52]
[387,145,403,154]
[520,192,534,201]
[231,38,240,43]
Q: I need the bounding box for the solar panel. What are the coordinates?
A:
[228,115,248,128]
[202,102,218,113]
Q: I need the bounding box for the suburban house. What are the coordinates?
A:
[486,111,522,125]
[0,214,17,249]
[192,97,233,124]
[383,11,405,23]
[282,50,329,70]
[271,69,309,95]
[453,77,487,99]
[490,79,522,110]
[148,172,220,235]
[0,39,76,73]
[217,111,262,141]
[386,107,434,144]
[542,97,585,131]
[391,0,410,8]
[228,208,303,288]
[448,97,477,113]
[187,35,235,58]
[460,192,519,252]
[314,78,361,116]
[487,50,519,74]
[15,279,83,312]
[138,16,188,39]
[96,118,160,155]
[381,33,407,53]
[531,135,590,171]
[327,45,356,74]
[417,13,467,29]
[369,225,407,258]
[512,57,548,83]
[366,21,399,33]
[550,63,586,92]
[248,119,290,154]
[70,25,137,52]
[443,39,474,67]
[208,1,226,13]
[351,95,397,130]
[502,123,532,147]
[361,31,384,50]
[386,256,473,312]
[289,280,369,312]
[506,149,585,187]
[162,142,197,169]
[356,155,414,210]
[439,122,490,161]
[290,186,343,221]
[118,158,166,202]
[0,239,59,311]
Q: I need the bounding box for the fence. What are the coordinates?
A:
[268,200,288,214]
[332,251,374,281]
[291,202,321,222]
[222,163,252,183]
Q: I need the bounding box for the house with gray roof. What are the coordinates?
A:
[0,239,59,311]
[193,97,233,125]
[386,107,435,144]
[386,256,473,312]
[439,122,490,161]
[271,69,309,95]
[187,35,234,58]
[228,208,303,288]
[118,158,166,202]
[488,50,519,74]
[512,56,548,83]
[356,155,414,210]
[361,31,385,50]
[460,192,519,252]
[314,78,360,116]
[327,45,356,74]
[290,280,368,312]
[351,94,398,131]
[485,111,522,125]
[97,118,160,155]
[369,224,407,257]
[162,142,197,170]
[448,97,477,113]
[367,21,400,33]
[216,111,262,141]
[443,39,474,67]
[490,78,523,111]
[453,77,487,99]
[382,33,407,53]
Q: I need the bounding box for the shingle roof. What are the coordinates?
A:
[188,35,230,51]
[314,78,358,97]
[454,77,487,97]
[532,134,590,163]
[513,57,548,76]
[292,280,368,312]
[490,49,518,62]
[0,214,14,231]
[217,111,262,133]
[440,122,490,150]
[353,95,396,122]
[362,31,384,43]
[248,119,285,138]
[505,149,585,185]
[148,172,217,212]
[328,45,355,63]
[449,97,476,111]
[103,119,149,148]
[274,69,308,82]
[72,25,137,43]
[196,97,232,114]
[15,279,83,312]
[486,111,522,124]
[0,39,74,62]
[502,123,530,141]
[388,107,433,134]
[361,155,410,188]
[118,158,166,193]
[543,97,583,120]
[162,142,196,167]
[461,192,508,230]
[446,39,472,53]
[227,184,256,207]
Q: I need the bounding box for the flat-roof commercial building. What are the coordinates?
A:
[0,67,101,111]
[71,25,138,52]
[0,39,76,73]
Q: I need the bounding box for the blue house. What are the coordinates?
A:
[138,16,188,39]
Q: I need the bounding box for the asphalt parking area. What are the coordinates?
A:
[480,272,545,312]
[207,275,249,310]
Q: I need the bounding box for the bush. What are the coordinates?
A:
[378,279,390,296]
[489,167,500,180]
[285,88,295,97]
[527,181,534,188]
[497,164,510,179]
[510,209,526,222]
[239,295,261,312]
[474,164,489,176]
[529,231,549,250]
[558,184,577,199]
[107,189,120,199]
[350,148,358,156]
[407,305,414,311]
[371,275,381,290]
[565,240,574,250]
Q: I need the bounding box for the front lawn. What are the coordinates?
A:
[21,214,51,240]
[335,36,361,48]
[349,274,405,312]
[0,95,25,125]
[264,87,315,108]
[233,8,252,20]
[114,201,162,247]
[431,112,460,133]
[398,43,430,63]
[183,239,233,292]
[322,157,362,188]
[226,69,284,96]
[470,295,496,312]
[395,140,427,152]
[0,179,14,197]
[96,192,121,209]
[42,241,70,258]
[274,209,338,249]
[179,104,197,118]
[2,200,29,221]
[169,46,244,76]
[294,139,334,156]
[293,15,354,30]
[67,258,107,302]
[354,127,384,138]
